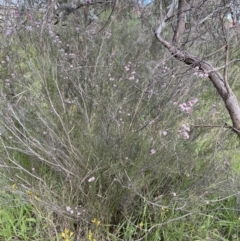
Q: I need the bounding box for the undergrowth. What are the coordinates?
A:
[0,1,239,240]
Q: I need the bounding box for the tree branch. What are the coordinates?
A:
[156,0,178,37]
[155,32,240,133]
[172,0,189,46]
[154,0,240,134]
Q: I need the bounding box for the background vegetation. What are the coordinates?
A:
[0,0,240,240]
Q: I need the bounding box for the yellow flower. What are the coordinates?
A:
[161,207,169,213]
[87,230,97,241]
[27,190,32,196]
[139,222,144,228]
[61,228,74,240]
[87,230,93,240]
[161,207,169,220]
[11,183,17,189]
[91,218,101,226]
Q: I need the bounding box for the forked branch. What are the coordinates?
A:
[155,0,240,134]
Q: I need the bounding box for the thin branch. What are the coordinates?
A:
[156,0,178,37]
[223,43,230,94]
[191,124,228,128]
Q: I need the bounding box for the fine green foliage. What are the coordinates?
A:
[0,2,239,240]
[0,184,41,240]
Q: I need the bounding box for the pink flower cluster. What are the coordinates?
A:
[66,206,81,216]
[129,71,136,80]
[125,62,138,82]
[124,62,131,72]
[150,149,156,155]
[161,63,170,73]
[179,123,190,140]
[179,98,198,113]
[162,131,167,136]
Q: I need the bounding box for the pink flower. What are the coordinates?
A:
[179,123,190,140]
[162,131,168,136]
[187,101,193,107]
[191,98,198,104]
[179,103,187,111]
[88,176,95,182]
[185,106,192,113]
[150,149,156,155]
[183,131,189,139]
[179,98,198,113]
[182,124,190,132]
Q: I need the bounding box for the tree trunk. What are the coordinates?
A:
[155,34,240,133]
[155,0,240,135]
